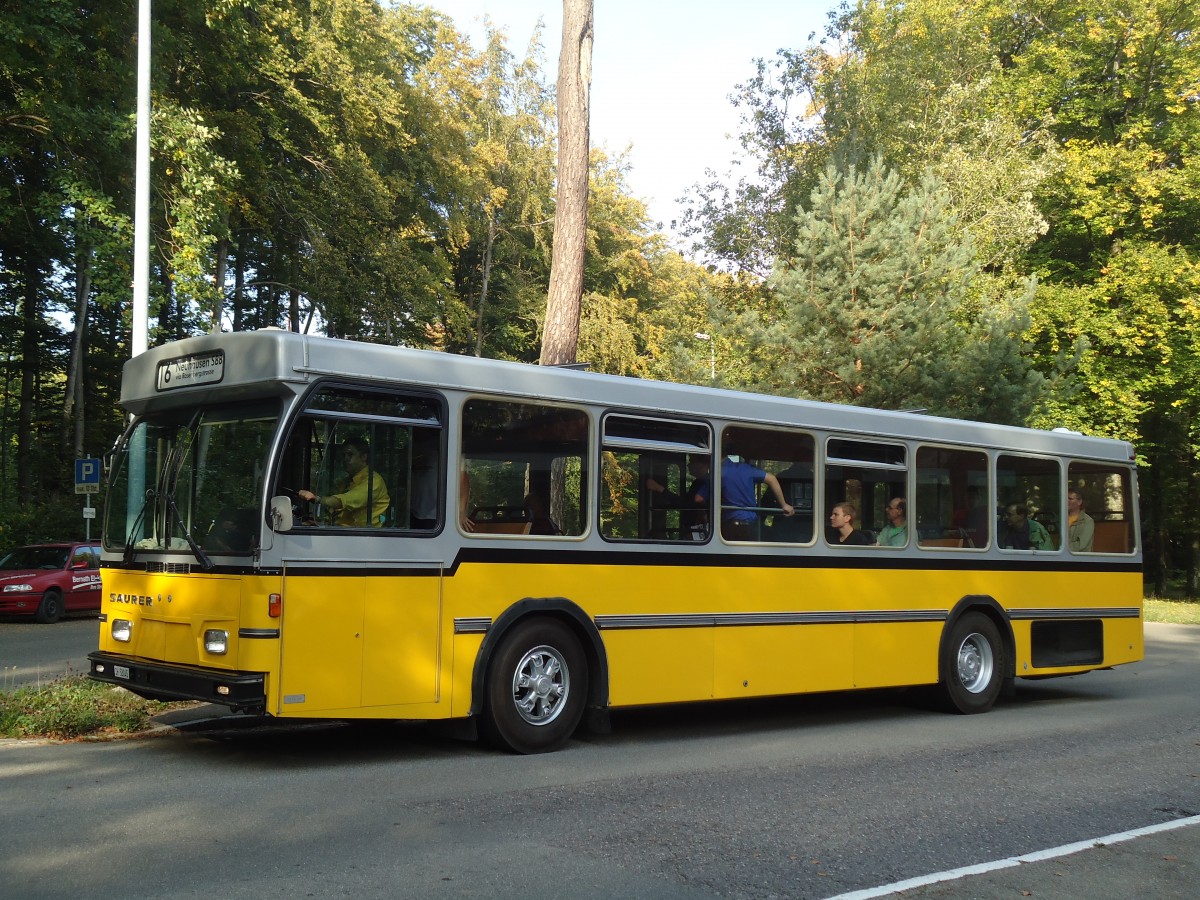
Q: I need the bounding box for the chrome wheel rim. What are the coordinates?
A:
[511,644,570,726]
[956,632,994,694]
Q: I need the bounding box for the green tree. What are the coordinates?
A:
[738,157,1041,422]
[442,22,556,360]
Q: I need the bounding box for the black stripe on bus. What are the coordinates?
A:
[107,549,1142,579]
[439,547,1141,576]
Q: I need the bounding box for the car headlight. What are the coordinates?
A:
[3,583,33,593]
[204,629,228,655]
[111,619,133,642]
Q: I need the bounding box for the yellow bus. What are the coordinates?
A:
[89,330,1142,753]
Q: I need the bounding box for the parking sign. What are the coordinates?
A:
[75,457,101,494]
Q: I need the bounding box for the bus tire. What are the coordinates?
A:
[938,612,1004,714]
[35,589,64,624]
[482,618,588,754]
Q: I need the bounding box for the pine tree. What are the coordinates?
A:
[740,156,1041,424]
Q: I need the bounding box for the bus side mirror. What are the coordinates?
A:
[270,496,294,533]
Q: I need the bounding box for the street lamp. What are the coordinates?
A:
[694,332,715,383]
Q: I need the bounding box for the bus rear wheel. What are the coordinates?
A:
[938,612,1004,714]
[482,618,587,754]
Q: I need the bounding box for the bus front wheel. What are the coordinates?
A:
[482,618,588,754]
[938,612,1004,714]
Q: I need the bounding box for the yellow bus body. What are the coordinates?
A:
[99,561,1142,719]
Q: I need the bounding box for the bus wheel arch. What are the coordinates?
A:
[937,596,1013,714]
[472,598,609,753]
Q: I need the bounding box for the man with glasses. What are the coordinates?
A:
[877,498,907,547]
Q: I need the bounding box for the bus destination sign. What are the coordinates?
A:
[156,350,225,391]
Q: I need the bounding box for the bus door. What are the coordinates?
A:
[278,557,443,713]
[271,382,449,713]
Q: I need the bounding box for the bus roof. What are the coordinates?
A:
[121,329,1134,464]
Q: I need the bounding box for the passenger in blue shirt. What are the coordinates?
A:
[702,455,794,541]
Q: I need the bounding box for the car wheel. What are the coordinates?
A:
[35,589,64,624]
[481,618,588,754]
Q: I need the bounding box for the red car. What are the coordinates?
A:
[0,541,102,623]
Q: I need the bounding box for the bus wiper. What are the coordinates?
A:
[123,491,151,564]
[164,490,213,571]
[152,440,213,570]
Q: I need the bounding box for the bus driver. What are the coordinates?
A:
[299,437,390,527]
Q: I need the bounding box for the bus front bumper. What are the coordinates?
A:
[88,651,267,711]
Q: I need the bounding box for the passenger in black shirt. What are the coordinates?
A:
[828,502,873,545]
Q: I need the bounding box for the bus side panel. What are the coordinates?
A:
[1006,569,1143,676]
[361,573,441,707]
[604,628,716,704]
[1103,616,1144,667]
[279,576,366,713]
[853,622,942,689]
[713,623,854,698]
[278,572,443,715]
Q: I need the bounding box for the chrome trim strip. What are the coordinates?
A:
[594,609,948,630]
[455,617,492,634]
[238,628,281,639]
[1009,607,1141,620]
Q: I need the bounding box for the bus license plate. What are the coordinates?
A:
[113,665,131,680]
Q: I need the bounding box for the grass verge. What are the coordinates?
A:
[1144,597,1200,625]
[0,676,195,740]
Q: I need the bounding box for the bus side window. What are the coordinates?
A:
[1067,462,1135,554]
[996,454,1061,551]
[599,415,711,543]
[461,398,589,537]
[722,425,815,545]
[915,446,988,549]
[278,385,444,531]
[825,437,906,547]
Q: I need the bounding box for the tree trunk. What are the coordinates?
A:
[475,215,498,357]
[232,232,245,332]
[540,0,593,367]
[17,251,41,496]
[64,224,92,459]
[211,229,229,332]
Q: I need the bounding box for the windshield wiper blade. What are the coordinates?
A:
[123,492,151,564]
[165,491,213,571]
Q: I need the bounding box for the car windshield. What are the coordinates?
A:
[104,400,280,560]
[0,546,69,571]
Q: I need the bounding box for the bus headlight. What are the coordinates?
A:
[112,619,133,642]
[204,629,229,655]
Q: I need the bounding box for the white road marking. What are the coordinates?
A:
[825,814,1200,900]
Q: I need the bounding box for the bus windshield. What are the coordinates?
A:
[104,400,280,559]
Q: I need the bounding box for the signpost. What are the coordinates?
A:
[75,458,101,540]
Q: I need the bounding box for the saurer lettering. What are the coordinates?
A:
[109,593,173,606]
